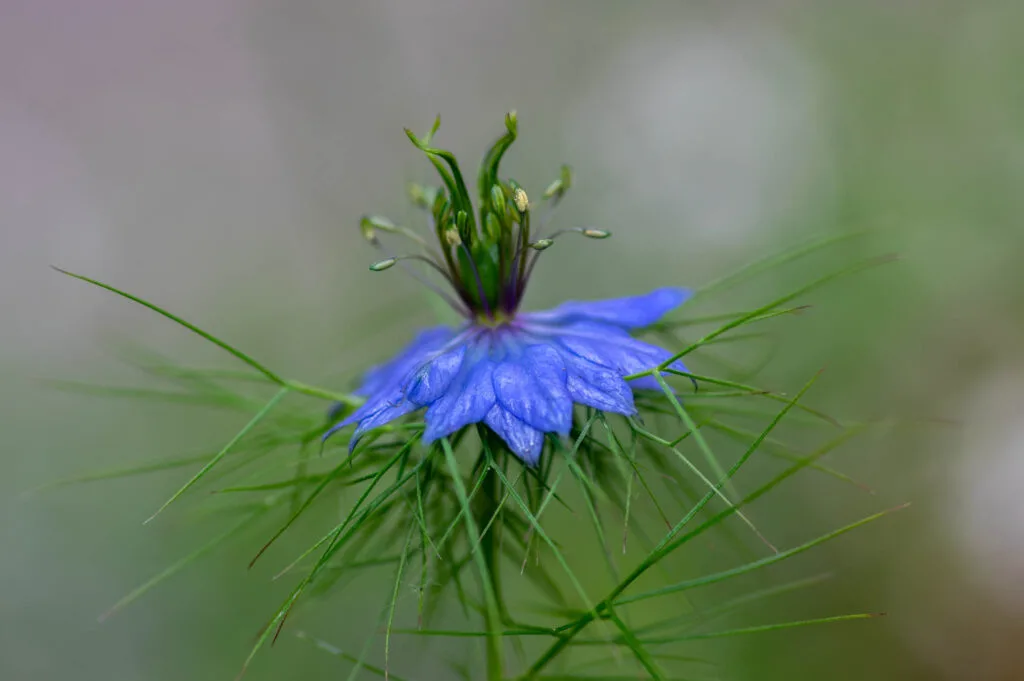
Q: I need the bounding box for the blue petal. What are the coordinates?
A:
[407,344,466,405]
[325,390,388,435]
[485,404,545,465]
[349,397,419,451]
[521,287,690,329]
[566,374,635,414]
[323,386,417,451]
[492,344,572,434]
[553,321,681,376]
[559,350,636,415]
[355,326,457,397]
[422,356,497,443]
[328,287,691,464]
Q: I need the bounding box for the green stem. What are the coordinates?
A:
[441,440,504,681]
[481,460,505,679]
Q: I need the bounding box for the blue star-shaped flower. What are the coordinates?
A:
[327,113,691,464]
[327,288,690,464]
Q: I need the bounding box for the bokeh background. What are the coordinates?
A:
[3,1,1024,679]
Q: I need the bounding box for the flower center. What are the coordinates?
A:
[475,310,513,328]
[362,112,611,320]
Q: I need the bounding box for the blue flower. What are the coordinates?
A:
[327,288,690,464]
[326,114,691,464]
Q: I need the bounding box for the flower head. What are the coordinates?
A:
[328,114,691,464]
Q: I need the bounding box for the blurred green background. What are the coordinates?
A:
[3,1,1024,679]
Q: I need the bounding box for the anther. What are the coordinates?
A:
[407,183,438,210]
[360,214,429,248]
[544,227,613,242]
[513,187,529,214]
[360,216,383,245]
[542,165,573,201]
[529,239,554,251]
[369,257,398,271]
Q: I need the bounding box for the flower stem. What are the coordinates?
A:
[481,462,505,681]
[441,439,504,681]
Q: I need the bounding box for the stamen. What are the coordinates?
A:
[407,183,439,210]
[547,226,612,240]
[368,252,469,318]
[519,228,612,299]
[513,187,530,213]
[456,240,493,319]
[505,223,530,312]
[441,226,491,318]
[505,245,523,312]
[365,114,594,320]
[444,228,462,247]
[395,262,471,318]
[488,184,512,311]
[521,248,544,292]
[541,165,572,202]
[403,255,458,284]
[364,228,454,285]
[511,184,531,299]
[360,215,430,249]
[369,257,397,271]
[362,214,453,277]
[433,201,463,299]
[532,165,573,238]
[515,240,554,291]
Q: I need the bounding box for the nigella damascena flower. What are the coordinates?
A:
[326,113,690,465]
